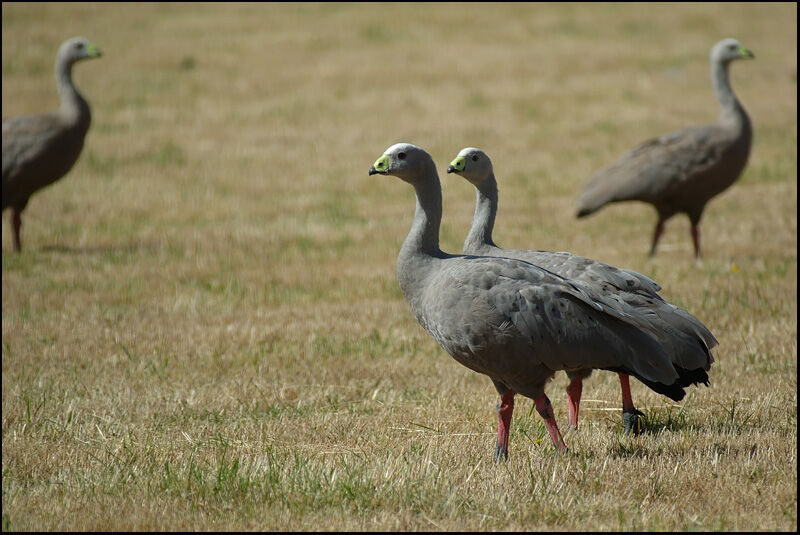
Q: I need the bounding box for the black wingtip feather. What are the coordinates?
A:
[606,365,710,402]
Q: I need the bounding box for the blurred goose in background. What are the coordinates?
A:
[448,147,718,434]
[370,143,715,459]
[575,38,754,259]
[2,37,102,251]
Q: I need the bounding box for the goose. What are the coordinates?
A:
[575,38,754,258]
[448,146,718,434]
[2,37,103,251]
[370,143,715,459]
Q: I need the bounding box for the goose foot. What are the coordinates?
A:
[623,409,646,435]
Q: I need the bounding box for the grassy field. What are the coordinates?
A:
[1,2,796,531]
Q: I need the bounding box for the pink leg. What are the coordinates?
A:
[691,223,701,259]
[619,373,635,413]
[11,209,22,252]
[494,391,515,461]
[649,220,665,257]
[565,376,583,429]
[534,394,567,453]
[619,373,645,434]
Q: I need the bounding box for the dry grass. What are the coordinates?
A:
[2,2,796,531]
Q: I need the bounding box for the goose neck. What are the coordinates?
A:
[465,174,499,252]
[711,59,749,129]
[402,170,443,257]
[56,56,90,126]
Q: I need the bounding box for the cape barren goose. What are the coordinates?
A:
[448,146,718,434]
[2,37,102,251]
[370,143,715,459]
[575,38,754,258]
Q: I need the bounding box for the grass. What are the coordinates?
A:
[2,2,797,531]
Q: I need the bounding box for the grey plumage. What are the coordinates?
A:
[448,146,718,433]
[575,38,754,258]
[370,143,715,458]
[2,37,102,251]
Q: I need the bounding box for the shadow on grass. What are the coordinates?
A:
[40,240,161,256]
[633,409,691,435]
[607,406,697,458]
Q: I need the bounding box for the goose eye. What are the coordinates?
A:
[472,155,479,162]
[398,152,406,160]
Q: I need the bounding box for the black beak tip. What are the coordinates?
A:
[368,167,377,176]
[446,166,455,174]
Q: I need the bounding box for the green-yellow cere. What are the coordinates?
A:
[372,154,390,172]
[449,156,466,171]
[738,45,754,58]
[86,42,102,58]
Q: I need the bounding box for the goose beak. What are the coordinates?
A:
[738,45,754,59]
[448,156,466,174]
[86,42,103,58]
[369,154,390,175]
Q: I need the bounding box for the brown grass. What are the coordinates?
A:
[2,2,796,531]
